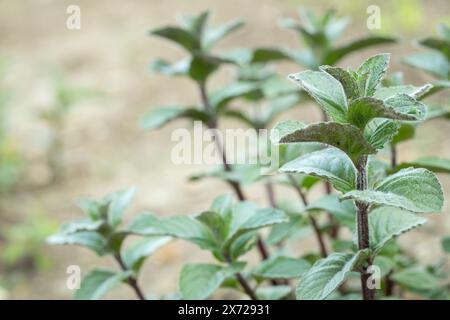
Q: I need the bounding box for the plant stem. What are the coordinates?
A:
[114,253,146,300]
[355,155,375,300]
[265,179,277,208]
[198,83,270,262]
[287,174,328,258]
[390,143,397,169]
[235,272,258,300]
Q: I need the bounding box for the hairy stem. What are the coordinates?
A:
[355,155,375,300]
[288,174,328,258]
[114,254,146,300]
[198,83,270,262]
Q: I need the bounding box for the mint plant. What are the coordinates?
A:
[127,194,292,300]
[48,188,171,300]
[271,53,444,300]
[141,11,280,261]
[251,8,397,241]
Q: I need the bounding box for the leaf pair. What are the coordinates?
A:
[289,54,427,129]
[48,187,138,255]
[149,11,244,84]
[403,24,450,80]
[128,194,287,261]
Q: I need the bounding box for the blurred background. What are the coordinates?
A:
[0,0,449,299]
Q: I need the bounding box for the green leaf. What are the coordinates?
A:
[366,207,427,254]
[306,195,356,228]
[296,251,366,300]
[150,58,189,76]
[374,84,432,100]
[280,148,356,193]
[106,187,137,228]
[267,214,307,245]
[391,267,439,290]
[393,156,450,174]
[272,121,376,165]
[178,11,209,38]
[288,70,348,122]
[356,53,390,97]
[324,36,396,66]
[422,81,450,99]
[149,26,200,53]
[392,123,415,145]
[127,213,216,251]
[74,269,133,300]
[419,37,450,59]
[342,168,444,213]
[47,231,107,256]
[373,256,395,277]
[347,97,421,130]
[140,106,208,129]
[364,119,400,150]
[402,51,450,79]
[204,19,244,50]
[210,82,259,112]
[76,198,106,221]
[57,219,103,234]
[256,286,292,300]
[123,236,171,272]
[179,263,245,300]
[224,206,288,248]
[189,54,231,83]
[384,94,426,120]
[319,66,359,100]
[253,256,311,279]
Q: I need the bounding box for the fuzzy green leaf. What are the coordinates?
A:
[280,148,356,193]
[356,53,390,97]
[296,251,366,300]
[288,70,348,122]
[374,84,432,100]
[179,263,245,300]
[342,168,444,213]
[253,256,311,279]
[347,97,421,130]
[319,66,359,100]
[272,121,376,164]
[366,207,427,254]
[364,119,400,149]
[74,269,133,300]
